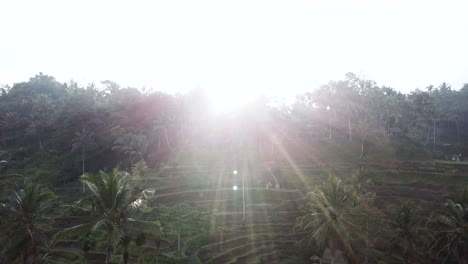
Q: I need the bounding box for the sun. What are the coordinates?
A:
[207,90,251,115]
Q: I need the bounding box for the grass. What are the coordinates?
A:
[205,240,296,264]
[150,188,302,205]
[435,159,468,165]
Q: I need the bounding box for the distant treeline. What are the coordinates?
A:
[0,72,467,180]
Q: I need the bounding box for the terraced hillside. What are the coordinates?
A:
[50,161,468,263]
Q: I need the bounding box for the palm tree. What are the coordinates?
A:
[34,246,83,264]
[385,201,425,264]
[72,128,94,192]
[295,176,363,263]
[52,167,162,264]
[0,183,57,264]
[428,188,468,264]
[152,116,174,152]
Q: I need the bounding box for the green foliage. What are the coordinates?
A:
[384,201,428,264]
[52,167,161,264]
[155,203,211,255]
[295,175,366,263]
[0,183,57,263]
[2,73,468,263]
[131,159,150,178]
[428,187,468,263]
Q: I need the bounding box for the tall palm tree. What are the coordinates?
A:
[52,167,162,264]
[0,183,57,264]
[72,128,94,192]
[428,188,468,264]
[295,176,363,263]
[385,201,425,264]
[34,245,83,264]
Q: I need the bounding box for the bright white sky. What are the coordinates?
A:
[1,0,467,110]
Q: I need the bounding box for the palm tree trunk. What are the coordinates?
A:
[177,231,181,254]
[457,255,467,264]
[23,248,27,264]
[1,129,5,147]
[82,146,85,192]
[155,239,161,264]
[123,247,129,264]
[39,138,44,155]
[158,135,161,153]
[360,137,367,160]
[164,127,172,151]
[105,245,112,264]
[433,118,436,146]
[82,147,85,176]
[423,125,429,145]
[348,110,352,142]
[32,242,36,264]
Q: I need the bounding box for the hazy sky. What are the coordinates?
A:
[1,0,467,108]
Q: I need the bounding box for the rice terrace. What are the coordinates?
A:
[1,1,468,263]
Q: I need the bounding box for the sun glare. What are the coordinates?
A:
[207,90,253,115]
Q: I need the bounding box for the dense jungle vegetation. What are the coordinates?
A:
[1,72,467,264]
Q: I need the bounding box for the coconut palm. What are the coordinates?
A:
[295,176,363,263]
[52,167,162,264]
[72,127,95,192]
[34,245,83,264]
[0,183,57,264]
[385,201,425,264]
[428,188,468,264]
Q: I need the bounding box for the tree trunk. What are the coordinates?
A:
[455,120,460,145]
[1,129,5,147]
[82,146,85,192]
[105,245,112,264]
[385,107,390,137]
[39,138,44,155]
[360,137,367,160]
[156,239,161,264]
[457,255,467,264]
[330,241,335,264]
[433,118,436,146]
[348,110,352,142]
[23,247,27,264]
[164,128,172,151]
[31,241,36,264]
[82,147,85,175]
[177,232,181,254]
[158,135,161,153]
[424,125,430,145]
[123,247,129,264]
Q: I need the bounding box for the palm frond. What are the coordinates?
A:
[125,219,163,238]
[51,223,93,245]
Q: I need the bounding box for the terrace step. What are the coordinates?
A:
[196,232,302,263]
[205,240,295,264]
[225,245,277,264]
[150,188,302,205]
[214,211,302,226]
[255,250,281,264]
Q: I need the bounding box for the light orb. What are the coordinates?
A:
[233,185,238,191]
